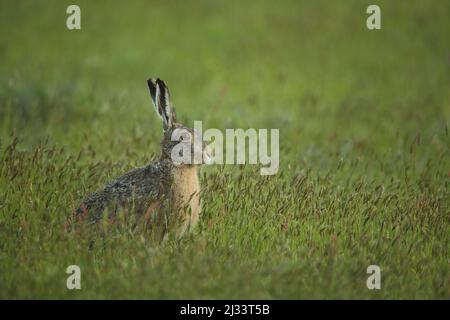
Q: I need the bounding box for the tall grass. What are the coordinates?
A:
[0,0,449,298]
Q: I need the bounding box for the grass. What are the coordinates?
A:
[0,0,449,299]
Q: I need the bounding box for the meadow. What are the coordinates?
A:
[0,0,449,299]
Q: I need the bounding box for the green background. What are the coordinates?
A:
[0,0,449,298]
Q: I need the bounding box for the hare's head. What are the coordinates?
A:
[147,78,213,167]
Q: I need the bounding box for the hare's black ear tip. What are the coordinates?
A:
[156,78,167,87]
[147,78,157,98]
[147,78,156,88]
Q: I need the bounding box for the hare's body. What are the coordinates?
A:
[77,159,172,223]
[74,78,211,238]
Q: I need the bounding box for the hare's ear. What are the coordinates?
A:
[147,78,176,130]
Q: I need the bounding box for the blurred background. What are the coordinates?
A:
[1,0,448,163]
[0,0,449,299]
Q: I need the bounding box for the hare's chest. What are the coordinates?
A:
[171,167,201,224]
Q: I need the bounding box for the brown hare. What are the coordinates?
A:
[74,78,212,239]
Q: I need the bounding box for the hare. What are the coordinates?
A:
[73,78,212,239]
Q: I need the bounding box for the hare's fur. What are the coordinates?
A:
[171,165,201,236]
[74,78,209,239]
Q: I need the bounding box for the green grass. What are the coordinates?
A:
[0,0,449,299]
